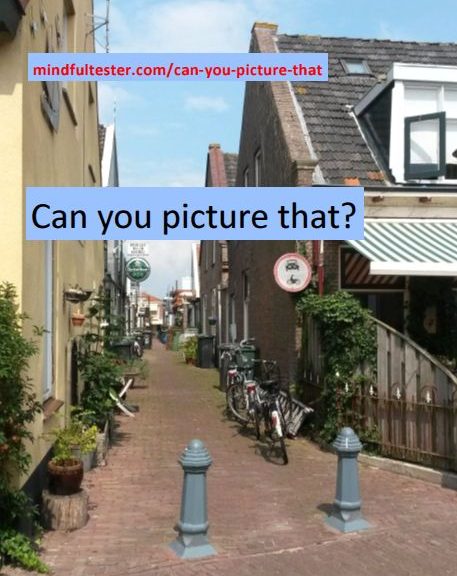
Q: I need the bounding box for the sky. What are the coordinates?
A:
[94,0,457,297]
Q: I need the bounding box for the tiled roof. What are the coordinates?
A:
[98,124,106,158]
[277,35,457,186]
[223,153,238,187]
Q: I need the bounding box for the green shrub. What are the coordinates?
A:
[0,282,48,572]
[183,336,198,360]
[296,290,378,444]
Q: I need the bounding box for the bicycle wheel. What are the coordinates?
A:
[227,382,249,424]
[253,404,261,440]
[278,436,288,465]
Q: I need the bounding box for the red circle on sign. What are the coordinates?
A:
[273,253,312,293]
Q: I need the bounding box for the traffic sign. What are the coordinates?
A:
[273,252,312,293]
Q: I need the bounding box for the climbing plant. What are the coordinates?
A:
[0,282,48,572]
[296,290,378,445]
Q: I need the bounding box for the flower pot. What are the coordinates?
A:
[48,458,84,495]
[71,446,95,472]
[71,313,85,327]
[95,420,110,466]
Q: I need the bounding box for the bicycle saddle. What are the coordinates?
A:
[259,379,280,389]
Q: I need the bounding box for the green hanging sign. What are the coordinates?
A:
[125,257,151,282]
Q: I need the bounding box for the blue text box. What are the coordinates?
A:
[26,187,364,241]
[28,53,328,82]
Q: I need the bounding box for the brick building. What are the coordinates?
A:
[216,23,457,380]
[200,144,236,352]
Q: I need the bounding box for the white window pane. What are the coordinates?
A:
[446,120,457,163]
[444,89,457,119]
[410,119,440,164]
[404,87,439,116]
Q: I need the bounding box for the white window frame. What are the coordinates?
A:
[254,149,261,186]
[386,65,457,183]
[242,272,250,340]
[243,167,249,187]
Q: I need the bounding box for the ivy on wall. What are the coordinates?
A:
[296,290,377,444]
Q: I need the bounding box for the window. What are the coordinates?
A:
[61,0,77,124]
[242,272,250,340]
[254,149,261,186]
[41,33,60,131]
[405,112,446,179]
[212,240,216,265]
[243,167,249,186]
[229,294,236,342]
[341,58,371,75]
[357,64,457,182]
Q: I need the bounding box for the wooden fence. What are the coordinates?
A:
[302,315,457,471]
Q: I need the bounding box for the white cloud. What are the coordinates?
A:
[120,158,204,188]
[109,0,254,53]
[185,95,229,112]
[98,83,142,123]
[135,241,197,297]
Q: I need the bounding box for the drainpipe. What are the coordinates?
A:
[317,240,325,296]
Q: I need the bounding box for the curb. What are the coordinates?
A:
[359,453,457,491]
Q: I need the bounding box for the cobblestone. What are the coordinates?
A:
[3,344,457,576]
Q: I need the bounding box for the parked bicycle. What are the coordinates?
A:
[226,355,290,465]
[222,339,256,423]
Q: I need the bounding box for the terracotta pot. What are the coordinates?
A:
[48,459,84,495]
[71,313,85,327]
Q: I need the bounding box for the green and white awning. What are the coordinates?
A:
[347,219,457,276]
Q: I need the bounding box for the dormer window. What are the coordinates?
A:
[404,112,445,180]
[356,63,457,183]
[341,58,371,75]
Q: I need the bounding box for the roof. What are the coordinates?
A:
[276,35,457,186]
[98,124,106,159]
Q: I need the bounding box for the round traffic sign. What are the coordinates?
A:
[273,252,312,293]
[125,257,151,282]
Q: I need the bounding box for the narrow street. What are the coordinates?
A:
[22,345,457,575]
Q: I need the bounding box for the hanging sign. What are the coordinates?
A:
[125,257,151,282]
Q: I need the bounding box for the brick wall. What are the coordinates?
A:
[227,24,320,381]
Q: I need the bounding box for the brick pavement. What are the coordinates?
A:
[3,344,457,576]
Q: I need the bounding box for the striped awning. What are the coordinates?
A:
[347,219,457,276]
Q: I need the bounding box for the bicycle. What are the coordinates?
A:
[256,378,289,465]
[250,360,290,465]
[223,339,256,424]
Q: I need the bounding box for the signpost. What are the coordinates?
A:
[273,252,312,293]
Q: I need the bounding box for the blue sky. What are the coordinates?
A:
[94,0,456,297]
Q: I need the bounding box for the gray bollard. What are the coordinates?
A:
[325,427,371,533]
[170,439,217,559]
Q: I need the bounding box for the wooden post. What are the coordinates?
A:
[42,489,89,531]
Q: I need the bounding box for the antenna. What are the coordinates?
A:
[87,0,110,53]
[105,0,110,54]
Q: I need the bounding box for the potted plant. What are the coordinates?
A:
[67,413,98,472]
[47,426,84,496]
[183,336,198,365]
[71,311,86,327]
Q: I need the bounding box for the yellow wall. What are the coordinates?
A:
[0,0,104,484]
[0,26,24,293]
